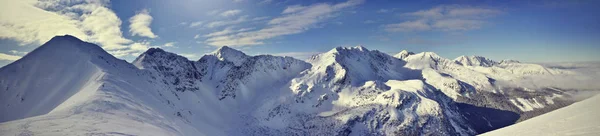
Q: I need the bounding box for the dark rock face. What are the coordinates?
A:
[133,48,204,92]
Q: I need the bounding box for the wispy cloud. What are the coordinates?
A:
[129,9,157,38]
[384,19,431,32]
[205,16,248,28]
[9,50,28,56]
[0,53,21,61]
[180,53,200,60]
[384,5,502,32]
[204,0,364,47]
[220,9,242,17]
[189,21,204,27]
[282,5,307,14]
[163,42,176,47]
[204,27,254,37]
[207,9,221,16]
[259,0,273,4]
[377,8,397,13]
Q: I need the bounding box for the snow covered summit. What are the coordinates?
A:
[209,46,250,66]
[454,55,499,67]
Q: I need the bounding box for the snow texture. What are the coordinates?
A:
[482,94,600,136]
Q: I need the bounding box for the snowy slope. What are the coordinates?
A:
[0,35,132,122]
[0,36,596,135]
[482,94,600,136]
[0,35,205,135]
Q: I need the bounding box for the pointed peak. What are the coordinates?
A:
[354,45,368,51]
[209,46,249,66]
[399,50,411,54]
[394,50,415,59]
[142,48,166,56]
[212,46,246,56]
[454,55,498,67]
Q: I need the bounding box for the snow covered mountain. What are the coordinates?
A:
[0,35,595,136]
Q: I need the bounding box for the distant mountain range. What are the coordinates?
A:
[0,35,594,135]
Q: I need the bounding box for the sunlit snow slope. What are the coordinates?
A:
[482,94,600,136]
[0,35,199,135]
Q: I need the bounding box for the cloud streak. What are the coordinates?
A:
[0,53,21,61]
[384,5,501,32]
[220,9,242,17]
[205,16,248,28]
[204,0,364,47]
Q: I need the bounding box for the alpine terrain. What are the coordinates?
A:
[0,35,597,135]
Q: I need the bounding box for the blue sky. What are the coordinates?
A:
[1,0,599,67]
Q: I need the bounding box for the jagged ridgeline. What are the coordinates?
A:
[0,35,582,135]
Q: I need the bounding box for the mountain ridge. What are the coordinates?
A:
[0,35,589,136]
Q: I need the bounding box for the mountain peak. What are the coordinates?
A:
[48,35,83,42]
[35,35,110,57]
[210,46,249,66]
[132,47,195,70]
[327,46,371,55]
[394,50,415,59]
[454,55,498,67]
[44,35,88,48]
[212,46,245,55]
[142,48,166,56]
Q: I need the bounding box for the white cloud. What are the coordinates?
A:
[232,0,244,3]
[163,42,176,47]
[432,19,483,31]
[282,5,307,14]
[204,27,254,38]
[251,16,270,21]
[189,21,204,27]
[0,53,21,61]
[260,0,273,4]
[129,9,157,38]
[220,9,242,17]
[0,0,87,46]
[9,50,28,55]
[205,16,247,28]
[207,10,221,16]
[385,5,501,32]
[384,19,430,32]
[205,0,364,47]
[130,42,150,52]
[272,51,320,60]
[180,53,199,60]
[0,0,152,58]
